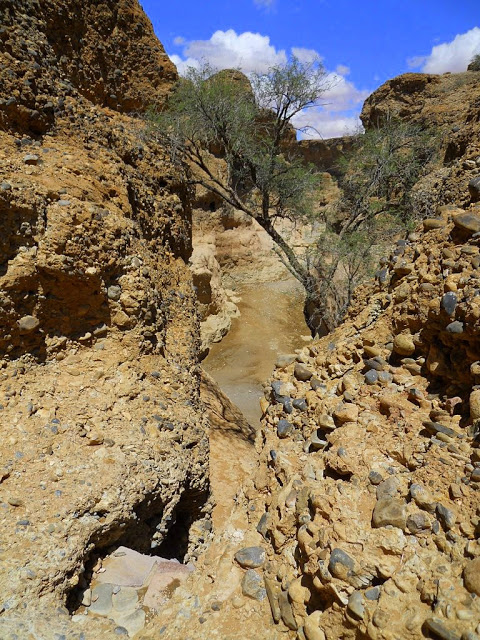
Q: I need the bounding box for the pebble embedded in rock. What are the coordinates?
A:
[376,476,399,499]
[347,591,365,619]
[17,315,40,333]
[364,369,378,385]
[410,483,436,513]
[393,333,415,356]
[378,371,393,383]
[436,503,456,530]
[406,512,431,533]
[294,363,313,381]
[463,557,480,596]
[108,285,122,301]
[256,513,268,539]
[328,548,355,579]
[234,546,265,569]
[241,569,266,601]
[446,321,464,334]
[372,498,406,529]
[441,292,457,316]
[369,471,383,485]
[453,211,480,234]
[471,468,480,482]
[423,421,456,438]
[310,377,324,391]
[277,419,293,438]
[365,586,380,601]
[468,176,480,202]
[292,398,308,412]
[365,357,387,371]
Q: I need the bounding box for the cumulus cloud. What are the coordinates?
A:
[292,111,362,140]
[409,26,480,73]
[169,30,369,139]
[322,73,369,112]
[291,47,323,64]
[335,64,350,76]
[173,29,286,75]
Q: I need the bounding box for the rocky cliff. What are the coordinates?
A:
[0,1,212,637]
[361,71,480,213]
[2,3,480,638]
[134,74,480,640]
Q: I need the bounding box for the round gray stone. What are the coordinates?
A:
[234,546,266,569]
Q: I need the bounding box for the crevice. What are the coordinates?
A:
[65,486,210,615]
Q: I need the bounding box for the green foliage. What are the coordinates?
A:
[469,53,480,71]
[148,59,332,291]
[337,115,440,235]
[306,116,440,333]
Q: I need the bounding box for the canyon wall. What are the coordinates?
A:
[0,1,212,636]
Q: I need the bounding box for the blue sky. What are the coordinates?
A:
[140,0,479,138]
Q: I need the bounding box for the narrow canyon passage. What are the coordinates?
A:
[203,278,311,427]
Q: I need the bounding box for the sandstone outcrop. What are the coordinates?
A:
[246,203,480,639]
[0,0,211,637]
[3,2,480,638]
[361,71,480,212]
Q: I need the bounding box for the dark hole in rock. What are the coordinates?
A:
[154,488,208,560]
[66,487,209,615]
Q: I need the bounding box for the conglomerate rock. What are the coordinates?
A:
[361,71,480,213]
[0,0,211,637]
[246,203,480,639]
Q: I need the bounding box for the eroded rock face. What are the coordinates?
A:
[248,204,480,639]
[361,71,480,212]
[189,241,240,354]
[0,1,211,637]
[0,0,177,132]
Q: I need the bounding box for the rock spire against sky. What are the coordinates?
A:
[140,0,479,138]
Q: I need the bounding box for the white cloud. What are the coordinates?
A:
[409,26,480,74]
[322,73,369,112]
[169,30,369,139]
[173,29,287,74]
[170,54,200,75]
[291,47,323,64]
[292,109,363,139]
[173,36,186,46]
[335,64,350,76]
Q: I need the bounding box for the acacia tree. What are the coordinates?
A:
[306,116,440,332]
[337,115,440,235]
[148,58,335,332]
